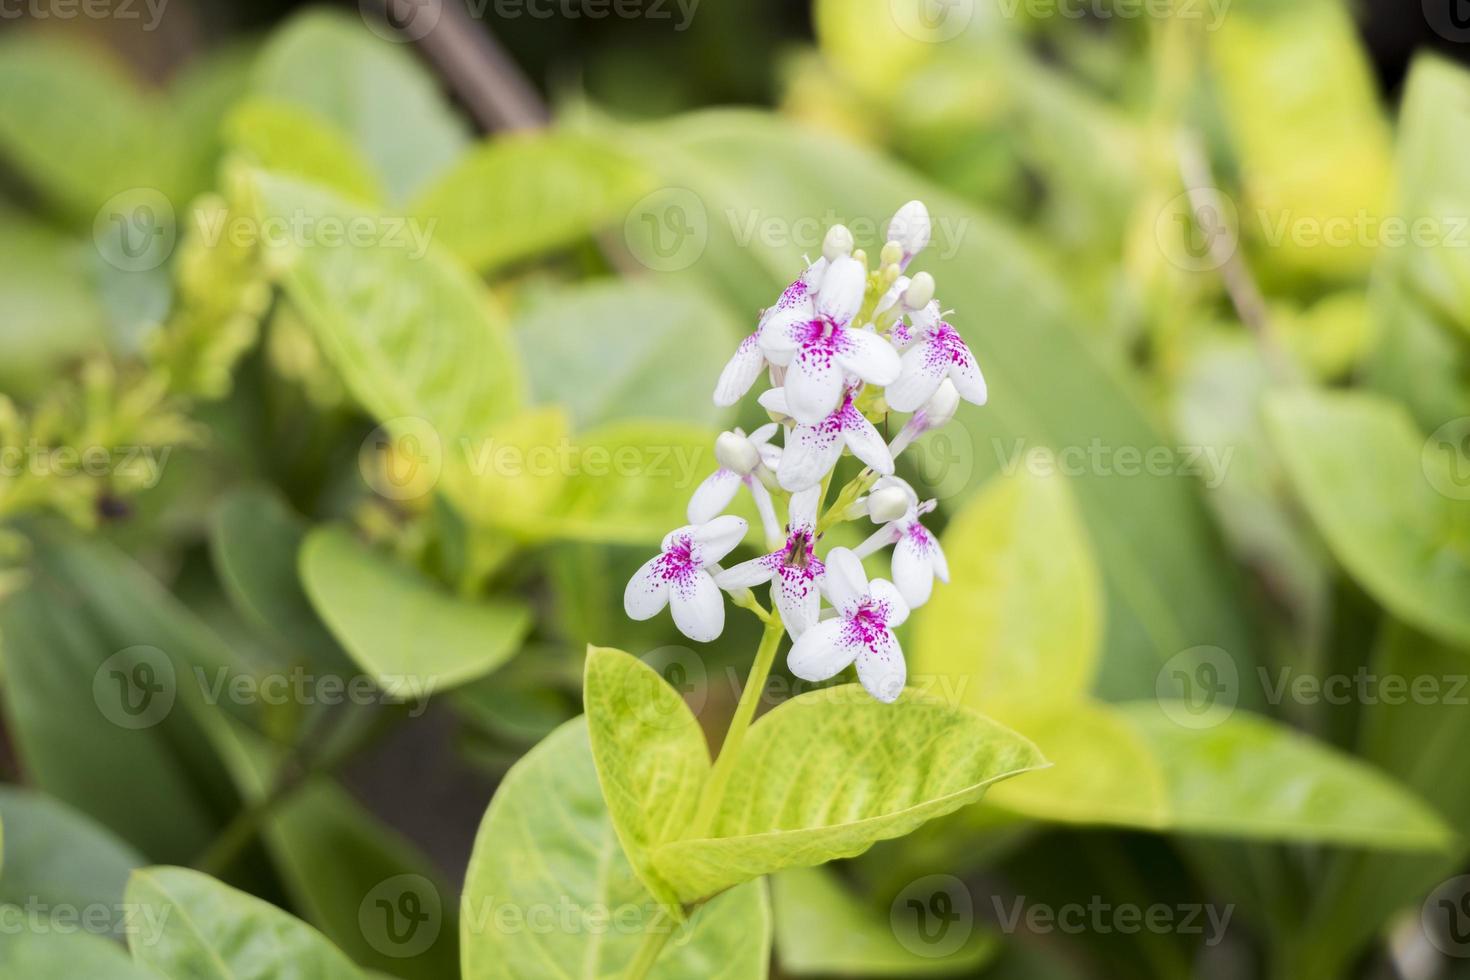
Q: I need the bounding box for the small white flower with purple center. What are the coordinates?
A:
[758,252,901,424]
[788,547,910,703]
[624,515,748,643]
[758,386,894,492]
[687,424,782,541]
[714,259,826,408]
[853,476,949,609]
[716,486,826,636]
[885,303,987,413]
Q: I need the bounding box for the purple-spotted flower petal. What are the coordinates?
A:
[715,486,826,636]
[789,547,910,703]
[626,515,748,642]
[771,388,895,492]
[851,476,945,610]
[713,262,825,407]
[886,320,986,413]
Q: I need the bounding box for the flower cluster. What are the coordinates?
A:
[624,201,985,703]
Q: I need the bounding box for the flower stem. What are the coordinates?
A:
[689,608,785,837]
[623,910,672,980]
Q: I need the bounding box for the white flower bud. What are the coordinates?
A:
[822,224,854,261]
[923,379,961,429]
[866,485,911,524]
[879,240,904,269]
[715,430,761,475]
[887,200,931,264]
[904,271,935,311]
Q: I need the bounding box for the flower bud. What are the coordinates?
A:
[904,271,935,311]
[715,430,761,475]
[866,485,911,524]
[880,240,904,269]
[887,200,931,265]
[923,379,961,429]
[822,224,854,261]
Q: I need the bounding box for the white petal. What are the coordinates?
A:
[713,334,765,407]
[820,546,869,617]
[787,617,857,682]
[660,524,699,552]
[758,441,783,471]
[887,200,930,267]
[838,403,895,475]
[624,554,672,621]
[715,552,780,589]
[773,566,823,637]
[868,577,911,628]
[748,421,779,447]
[785,344,846,424]
[855,632,906,703]
[669,569,725,643]
[748,475,782,545]
[891,522,937,608]
[777,419,843,492]
[692,515,749,564]
[816,255,865,326]
[884,341,946,412]
[757,386,790,418]
[800,256,828,289]
[836,328,901,386]
[788,484,822,530]
[909,300,941,334]
[875,275,910,316]
[687,468,740,523]
[755,302,813,365]
[945,334,988,405]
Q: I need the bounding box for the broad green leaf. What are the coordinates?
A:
[0,926,163,980]
[771,866,999,976]
[616,109,1253,699]
[410,131,655,272]
[1209,0,1392,279]
[0,523,242,861]
[209,487,345,666]
[300,526,532,697]
[584,646,710,914]
[1118,703,1454,850]
[461,718,771,979]
[251,9,468,201]
[210,720,459,979]
[912,468,1101,709]
[127,866,366,979]
[224,99,384,203]
[248,171,526,520]
[650,687,1046,901]
[982,700,1169,830]
[1263,390,1470,649]
[0,786,144,938]
[512,280,739,429]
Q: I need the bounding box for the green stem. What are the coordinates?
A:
[624,912,673,980]
[689,609,785,837]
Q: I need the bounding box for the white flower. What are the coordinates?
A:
[714,260,827,408]
[687,424,782,541]
[758,386,893,492]
[853,477,949,609]
[887,200,931,271]
[885,310,986,413]
[788,547,909,703]
[716,486,825,636]
[625,516,748,642]
[758,255,902,424]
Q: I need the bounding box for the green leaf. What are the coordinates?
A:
[584,646,710,914]
[1263,389,1470,649]
[461,718,771,979]
[126,866,367,979]
[1117,703,1454,850]
[911,468,1101,710]
[410,131,655,272]
[224,98,384,203]
[300,526,532,698]
[650,687,1046,901]
[513,280,739,429]
[771,866,999,976]
[251,9,468,201]
[0,786,145,938]
[248,171,526,521]
[617,109,1253,699]
[0,926,163,979]
[0,524,241,861]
